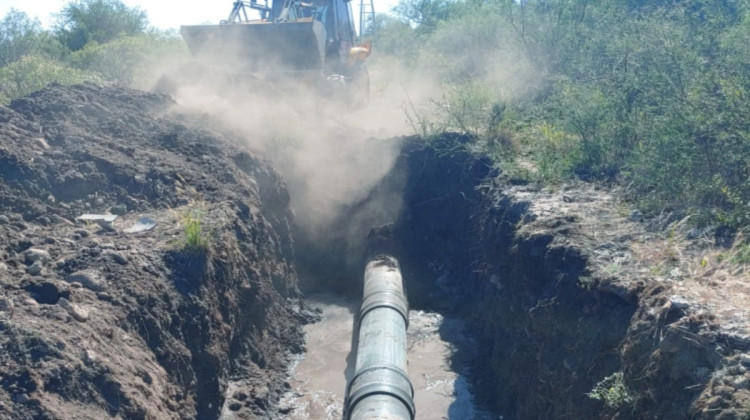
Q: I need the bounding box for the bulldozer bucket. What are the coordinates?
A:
[180,21,326,73]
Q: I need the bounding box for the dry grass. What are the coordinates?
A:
[512,181,749,338]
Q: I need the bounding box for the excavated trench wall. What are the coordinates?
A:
[297,135,738,419]
[378,137,636,418]
[0,84,308,420]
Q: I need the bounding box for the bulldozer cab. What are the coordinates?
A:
[180,0,356,74]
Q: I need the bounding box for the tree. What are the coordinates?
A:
[54,0,148,51]
[0,9,63,66]
[393,0,459,33]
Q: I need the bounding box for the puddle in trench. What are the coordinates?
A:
[278,294,496,419]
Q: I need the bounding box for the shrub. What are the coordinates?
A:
[0,55,100,103]
[587,371,634,409]
[69,31,186,88]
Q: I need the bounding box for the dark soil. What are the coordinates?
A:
[0,83,313,419]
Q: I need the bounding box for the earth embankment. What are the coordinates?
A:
[0,83,308,419]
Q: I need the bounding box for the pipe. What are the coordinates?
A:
[345,255,415,420]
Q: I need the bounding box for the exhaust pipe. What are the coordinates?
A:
[345,255,415,420]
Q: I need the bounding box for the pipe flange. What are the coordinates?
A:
[359,290,409,327]
[345,365,415,419]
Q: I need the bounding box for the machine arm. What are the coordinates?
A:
[222,0,272,23]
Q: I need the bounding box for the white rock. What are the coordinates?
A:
[65,270,106,292]
[58,298,88,322]
[23,248,50,264]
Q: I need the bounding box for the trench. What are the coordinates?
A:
[275,136,637,419]
[278,294,495,419]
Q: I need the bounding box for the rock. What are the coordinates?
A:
[65,270,106,292]
[69,305,89,322]
[109,204,127,215]
[669,295,690,310]
[83,349,97,365]
[44,237,57,244]
[23,298,38,306]
[58,298,88,322]
[740,354,750,367]
[0,215,9,224]
[107,251,128,265]
[0,262,7,271]
[96,292,113,302]
[23,248,50,265]
[0,296,14,319]
[26,261,43,276]
[630,209,644,222]
[74,229,90,238]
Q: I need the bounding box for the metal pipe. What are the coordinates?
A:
[346,255,415,420]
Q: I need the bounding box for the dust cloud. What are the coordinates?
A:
[150,15,539,244]
[156,55,419,242]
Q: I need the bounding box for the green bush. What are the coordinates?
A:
[383,0,750,229]
[587,371,634,409]
[54,0,148,51]
[69,31,186,88]
[0,10,65,66]
[0,55,100,103]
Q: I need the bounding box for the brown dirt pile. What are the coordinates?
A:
[0,83,311,419]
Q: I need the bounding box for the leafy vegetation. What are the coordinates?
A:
[54,0,148,51]
[0,1,185,103]
[373,0,750,231]
[587,371,634,409]
[182,211,209,252]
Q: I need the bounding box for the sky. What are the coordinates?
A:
[0,0,398,32]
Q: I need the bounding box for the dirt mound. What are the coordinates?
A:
[0,83,310,419]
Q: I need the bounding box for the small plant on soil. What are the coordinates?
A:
[577,275,595,290]
[587,371,634,409]
[182,210,208,252]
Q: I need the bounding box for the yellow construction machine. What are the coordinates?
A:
[167,0,371,109]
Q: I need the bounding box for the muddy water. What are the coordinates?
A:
[278,294,496,419]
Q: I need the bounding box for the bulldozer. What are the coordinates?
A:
[166,0,372,109]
